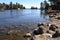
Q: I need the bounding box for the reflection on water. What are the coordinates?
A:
[0,9,49,30]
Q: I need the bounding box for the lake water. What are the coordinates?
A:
[0,9,50,30]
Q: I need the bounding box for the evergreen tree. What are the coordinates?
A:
[10,2,13,9]
[40,2,44,10]
[0,2,25,10]
[44,1,49,10]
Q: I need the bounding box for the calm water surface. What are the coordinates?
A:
[0,9,49,30]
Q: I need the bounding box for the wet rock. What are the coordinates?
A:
[49,25,58,31]
[33,27,44,35]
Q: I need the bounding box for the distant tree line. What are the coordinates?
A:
[0,2,25,10]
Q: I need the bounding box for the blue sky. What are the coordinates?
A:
[0,0,48,8]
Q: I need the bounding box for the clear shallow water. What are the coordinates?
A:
[0,9,49,30]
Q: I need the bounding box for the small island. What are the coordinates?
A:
[31,6,38,9]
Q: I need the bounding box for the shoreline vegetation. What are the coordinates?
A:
[0,2,25,10]
[0,2,39,10]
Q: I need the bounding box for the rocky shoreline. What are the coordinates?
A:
[24,13,60,40]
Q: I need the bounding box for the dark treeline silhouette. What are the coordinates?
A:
[0,2,25,10]
[31,6,38,9]
[49,0,60,10]
[40,0,60,10]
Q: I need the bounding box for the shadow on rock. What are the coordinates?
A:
[49,25,58,31]
[52,31,60,38]
[33,27,44,35]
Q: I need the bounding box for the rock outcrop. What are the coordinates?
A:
[24,22,60,40]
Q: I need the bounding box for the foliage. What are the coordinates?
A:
[0,2,25,10]
[40,2,44,10]
[49,0,60,10]
[44,1,49,10]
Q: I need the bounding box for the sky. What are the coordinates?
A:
[0,0,48,8]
